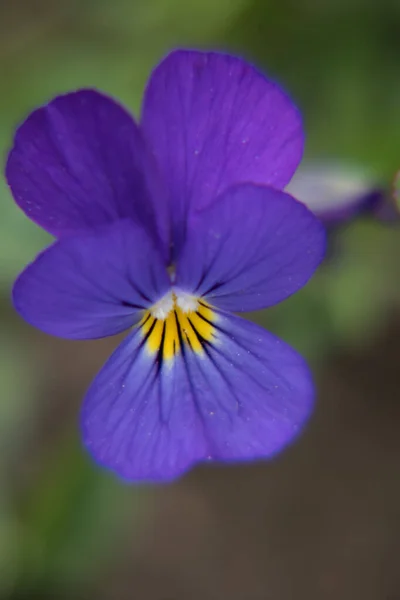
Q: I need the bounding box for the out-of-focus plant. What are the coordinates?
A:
[1,0,400,596]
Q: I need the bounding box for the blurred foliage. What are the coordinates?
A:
[0,0,399,597]
[395,170,400,211]
[230,0,400,175]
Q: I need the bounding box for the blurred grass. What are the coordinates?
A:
[230,0,400,175]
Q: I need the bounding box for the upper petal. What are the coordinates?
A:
[81,309,314,482]
[13,220,170,339]
[141,50,304,248]
[176,183,326,312]
[6,90,169,249]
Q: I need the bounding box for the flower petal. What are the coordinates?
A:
[6,90,169,248]
[286,162,385,224]
[81,310,314,482]
[176,183,326,312]
[141,50,303,249]
[13,220,170,339]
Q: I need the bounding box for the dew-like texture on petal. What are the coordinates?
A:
[6,89,169,248]
[141,50,304,249]
[81,310,314,482]
[13,220,170,340]
[176,183,326,312]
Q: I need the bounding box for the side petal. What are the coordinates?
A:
[6,90,169,248]
[13,220,170,339]
[176,183,326,312]
[81,310,314,482]
[141,50,303,248]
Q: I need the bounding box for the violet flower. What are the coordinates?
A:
[7,50,325,482]
[287,162,399,225]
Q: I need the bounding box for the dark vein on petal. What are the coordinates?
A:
[155,320,166,375]
[181,350,215,456]
[200,345,239,422]
[138,317,157,349]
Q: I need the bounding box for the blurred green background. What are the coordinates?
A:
[1,1,399,599]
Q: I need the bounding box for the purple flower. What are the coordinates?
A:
[7,50,326,482]
[287,161,400,225]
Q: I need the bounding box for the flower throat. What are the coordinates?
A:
[139,291,217,362]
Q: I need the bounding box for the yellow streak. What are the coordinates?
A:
[139,296,217,362]
[197,302,214,323]
[139,314,154,335]
[163,310,180,361]
[175,307,203,354]
[147,318,164,354]
[187,311,214,343]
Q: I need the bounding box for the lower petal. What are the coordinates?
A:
[81,309,314,482]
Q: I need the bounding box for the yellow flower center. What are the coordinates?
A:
[138,291,217,362]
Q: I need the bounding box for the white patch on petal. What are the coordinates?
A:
[150,290,200,320]
[150,291,174,320]
[175,290,199,313]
